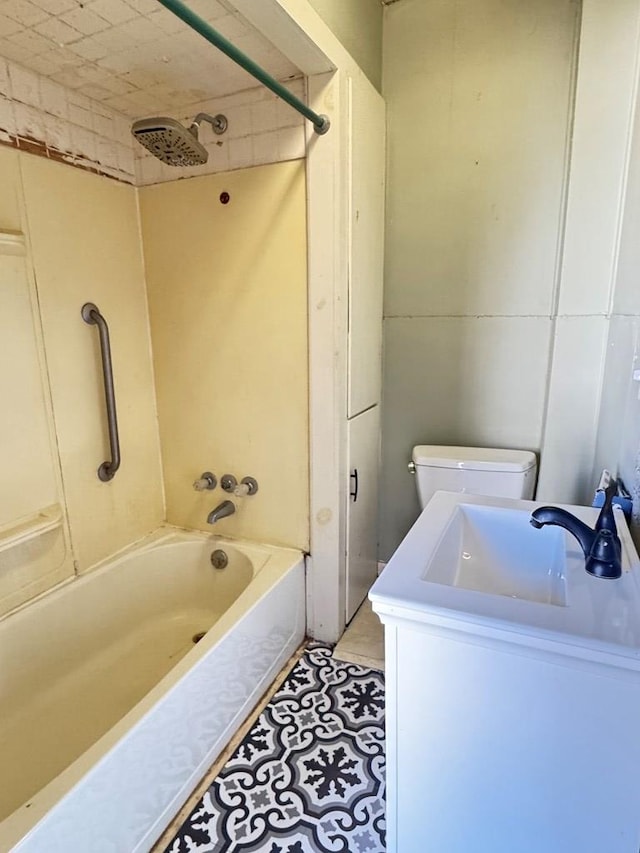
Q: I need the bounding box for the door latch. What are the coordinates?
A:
[350,468,359,502]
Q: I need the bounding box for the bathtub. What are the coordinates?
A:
[0,528,305,852]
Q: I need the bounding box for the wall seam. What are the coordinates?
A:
[537,0,583,492]
[134,186,167,523]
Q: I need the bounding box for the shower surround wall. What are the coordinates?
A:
[0,144,164,616]
[21,155,165,571]
[0,39,312,614]
[140,160,309,551]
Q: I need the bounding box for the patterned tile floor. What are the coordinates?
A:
[164,643,386,853]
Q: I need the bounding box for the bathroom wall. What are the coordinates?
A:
[596,317,640,545]
[0,143,164,617]
[306,0,383,91]
[0,218,57,530]
[0,145,74,616]
[593,36,640,545]
[19,154,164,573]
[379,0,580,559]
[532,0,640,511]
[139,160,309,550]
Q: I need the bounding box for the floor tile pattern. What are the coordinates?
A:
[164,643,386,853]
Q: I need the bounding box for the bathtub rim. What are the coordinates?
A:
[0,523,290,627]
[0,527,305,850]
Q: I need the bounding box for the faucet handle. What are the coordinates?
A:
[595,482,618,533]
[235,476,258,497]
[586,528,622,578]
[193,471,217,491]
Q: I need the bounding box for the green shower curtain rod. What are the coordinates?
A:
[155,0,331,135]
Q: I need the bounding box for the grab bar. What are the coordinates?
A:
[82,302,121,481]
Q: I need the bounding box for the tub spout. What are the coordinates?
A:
[207,500,235,524]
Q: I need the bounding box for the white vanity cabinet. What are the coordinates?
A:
[370,492,640,853]
[377,615,640,853]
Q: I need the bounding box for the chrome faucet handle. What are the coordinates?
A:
[234,476,258,497]
[193,471,217,491]
[222,474,258,496]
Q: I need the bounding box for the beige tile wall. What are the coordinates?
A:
[0,0,299,116]
[0,52,306,186]
[140,160,309,550]
[0,54,136,182]
[133,79,307,186]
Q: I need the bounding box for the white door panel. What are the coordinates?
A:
[346,405,380,621]
[347,74,385,417]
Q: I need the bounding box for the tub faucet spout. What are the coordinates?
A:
[207,500,235,524]
[530,483,622,579]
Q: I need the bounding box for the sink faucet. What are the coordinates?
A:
[207,500,235,524]
[530,483,622,579]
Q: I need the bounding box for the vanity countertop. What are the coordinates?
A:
[370,491,640,669]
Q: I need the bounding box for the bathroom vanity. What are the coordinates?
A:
[370,492,640,853]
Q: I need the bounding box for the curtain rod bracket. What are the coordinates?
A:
[314,115,331,135]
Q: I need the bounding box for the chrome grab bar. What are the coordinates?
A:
[81,302,120,481]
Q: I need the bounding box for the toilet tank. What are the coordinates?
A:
[412,446,537,510]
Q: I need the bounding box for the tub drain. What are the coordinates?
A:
[192,631,207,644]
[210,549,228,569]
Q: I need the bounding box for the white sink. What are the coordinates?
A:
[425,503,568,606]
[370,491,640,663]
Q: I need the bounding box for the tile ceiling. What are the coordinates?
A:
[0,0,302,116]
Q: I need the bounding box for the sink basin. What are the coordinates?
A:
[370,491,640,663]
[425,503,568,606]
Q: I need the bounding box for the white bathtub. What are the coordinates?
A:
[0,528,305,852]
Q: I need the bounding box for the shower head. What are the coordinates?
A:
[131,116,208,166]
[131,114,227,167]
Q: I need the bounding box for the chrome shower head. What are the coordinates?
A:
[131,114,227,167]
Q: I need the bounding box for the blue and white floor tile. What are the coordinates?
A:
[164,643,386,853]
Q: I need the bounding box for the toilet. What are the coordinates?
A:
[410,445,537,510]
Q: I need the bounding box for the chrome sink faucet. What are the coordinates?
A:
[207,500,235,524]
[530,483,622,579]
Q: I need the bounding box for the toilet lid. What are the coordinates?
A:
[412,445,537,473]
